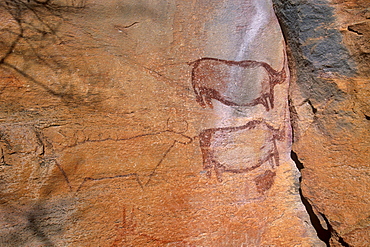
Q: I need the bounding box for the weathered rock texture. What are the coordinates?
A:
[1,0,367,246]
[273,0,370,246]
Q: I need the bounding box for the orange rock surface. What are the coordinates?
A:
[2,0,357,246]
[273,0,369,245]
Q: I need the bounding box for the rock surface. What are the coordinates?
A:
[273,0,370,246]
[2,0,367,246]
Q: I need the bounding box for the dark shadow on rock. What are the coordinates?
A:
[291,151,331,246]
[27,204,56,247]
[272,0,355,105]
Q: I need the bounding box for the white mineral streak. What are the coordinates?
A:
[199,0,288,213]
[211,0,276,127]
[235,0,272,61]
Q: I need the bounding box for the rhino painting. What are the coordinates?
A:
[189,54,287,111]
[198,119,284,182]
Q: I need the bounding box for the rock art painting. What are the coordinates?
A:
[39,119,193,194]
[198,119,284,183]
[190,52,287,195]
[189,54,287,111]
[110,206,192,247]
[0,0,325,246]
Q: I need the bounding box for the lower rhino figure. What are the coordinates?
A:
[198,119,285,182]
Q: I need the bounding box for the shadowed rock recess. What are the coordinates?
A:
[0,0,367,246]
[273,0,369,246]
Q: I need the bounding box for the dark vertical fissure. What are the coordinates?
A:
[291,151,353,247]
[338,236,351,247]
[273,1,351,245]
[291,151,331,246]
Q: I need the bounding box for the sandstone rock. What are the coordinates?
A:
[273,0,370,245]
[0,0,329,246]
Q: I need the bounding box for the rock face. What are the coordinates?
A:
[1,0,367,246]
[273,0,370,246]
